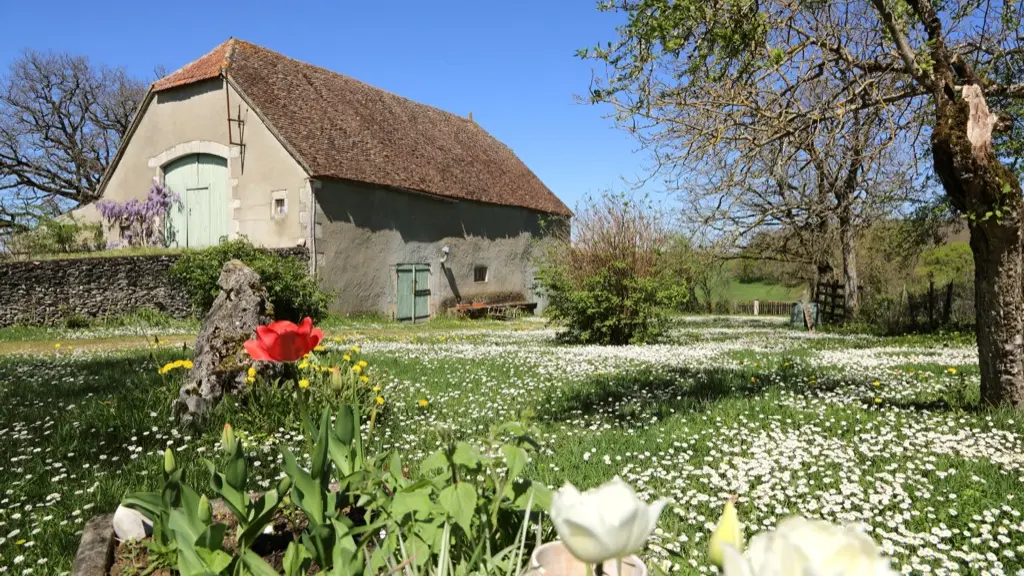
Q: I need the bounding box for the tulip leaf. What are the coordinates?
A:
[196,547,233,573]
[500,445,528,480]
[439,482,476,535]
[242,548,285,576]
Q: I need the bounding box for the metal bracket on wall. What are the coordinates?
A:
[228,104,246,149]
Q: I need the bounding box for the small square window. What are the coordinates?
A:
[474,266,488,283]
[270,191,288,219]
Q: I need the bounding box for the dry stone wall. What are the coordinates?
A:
[0,248,307,327]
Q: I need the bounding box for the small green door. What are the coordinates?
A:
[163,154,229,248]
[396,264,430,321]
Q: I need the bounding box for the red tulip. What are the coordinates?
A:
[244,317,324,363]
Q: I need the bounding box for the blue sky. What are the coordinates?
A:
[0,0,658,212]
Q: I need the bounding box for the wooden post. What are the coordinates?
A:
[928,278,935,327]
[943,282,954,325]
[753,300,759,316]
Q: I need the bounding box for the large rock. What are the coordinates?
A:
[173,260,274,424]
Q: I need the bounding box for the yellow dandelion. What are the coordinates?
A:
[54,343,61,349]
[343,354,352,362]
[332,336,342,342]
[358,360,368,368]
[245,377,255,384]
[376,395,385,405]
[359,375,369,384]
[947,367,957,374]
[418,399,429,407]
[298,379,310,389]
[873,380,880,387]
[372,385,381,392]
[298,360,309,370]
[352,365,362,374]
[247,367,257,378]
[350,345,361,353]
[874,397,882,404]
[314,345,326,352]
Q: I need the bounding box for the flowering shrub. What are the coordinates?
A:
[96,180,180,247]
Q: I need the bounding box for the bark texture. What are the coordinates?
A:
[933,87,1024,408]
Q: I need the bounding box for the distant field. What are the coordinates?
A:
[719,280,804,302]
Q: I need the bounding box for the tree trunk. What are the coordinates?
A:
[968,216,1024,407]
[838,198,859,319]
[932,86,1024,407]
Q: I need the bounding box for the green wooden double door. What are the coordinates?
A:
[164,154,230,248]
[396,264,430,322]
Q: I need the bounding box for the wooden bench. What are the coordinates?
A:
[452,301,538,320]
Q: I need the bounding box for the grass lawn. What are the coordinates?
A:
[1,317,1022,574]
[718,281,804,302]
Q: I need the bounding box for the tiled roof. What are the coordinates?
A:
[152,39,234,91]
[152,39,571,217]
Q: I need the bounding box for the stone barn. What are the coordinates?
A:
[78,38,571,319]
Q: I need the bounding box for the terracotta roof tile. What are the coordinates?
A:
[152,39,571,217]
[152,39,235,92]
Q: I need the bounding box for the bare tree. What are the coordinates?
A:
[582,0,1024,406]
[0,50,147,236]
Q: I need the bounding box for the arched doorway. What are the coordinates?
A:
[163,153,229,248]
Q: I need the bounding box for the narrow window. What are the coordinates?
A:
[474,266,488,283]
[271,191,288,219]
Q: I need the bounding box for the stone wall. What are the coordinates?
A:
[0,247,308,327]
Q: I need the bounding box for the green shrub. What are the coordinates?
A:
[537,193,687,345]
[541,260,685,344]
[170,238,330,322]
[9,215,105,256]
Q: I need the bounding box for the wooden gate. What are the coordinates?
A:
[815,281,846,325]
[396,264,431,322]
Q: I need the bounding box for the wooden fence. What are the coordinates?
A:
[731,300,792,316]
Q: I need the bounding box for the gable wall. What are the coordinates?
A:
[82,78,310,249]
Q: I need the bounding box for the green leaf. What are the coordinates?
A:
[452,442,482,469]
[335,404,355,446]
[241,549,283,576]
[439,482,476,535]
[281,447,324,525]
[392,487,433,521]
[195,523,226,552]
[514,482,552,511]
[237,489,281,548]
[121,492,163,521]
[195,548,232,573]
[500,445,528,480]
[282,541,313,576]
[419,450,449,474]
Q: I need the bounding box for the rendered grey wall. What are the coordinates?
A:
[313,180,564,317]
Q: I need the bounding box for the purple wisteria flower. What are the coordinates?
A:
[97,179,181,248]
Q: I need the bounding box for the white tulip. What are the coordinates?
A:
[550,477,667,564]
[720,516,898,576]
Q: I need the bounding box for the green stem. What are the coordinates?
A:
[595,562,605,576]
